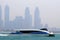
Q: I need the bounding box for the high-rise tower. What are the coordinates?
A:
[24,7,32,29]
[5,5,9,29]
[0,6,2,21]
[34,7,41,29]
[0,5,2,28]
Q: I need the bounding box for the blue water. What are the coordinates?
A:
[0,34,60,40]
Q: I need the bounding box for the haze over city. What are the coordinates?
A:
[0,0,60,29]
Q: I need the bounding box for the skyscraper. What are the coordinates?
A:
[0,5,2,28]
[34,7,41,29]
[24,7,32,29]
[0,6,2,21]
[5,5,9,29]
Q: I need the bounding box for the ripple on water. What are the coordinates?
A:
[0,34,60,40]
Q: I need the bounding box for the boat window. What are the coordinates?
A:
[40,28,48,31]
[20,30,39,33]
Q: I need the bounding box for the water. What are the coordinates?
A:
[0,34,60,40]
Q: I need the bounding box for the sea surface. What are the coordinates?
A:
[0,34,60,40]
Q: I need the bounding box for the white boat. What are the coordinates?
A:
[10,28,55,37]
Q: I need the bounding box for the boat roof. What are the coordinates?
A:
[15,29,48,31]
[15,29,40,31]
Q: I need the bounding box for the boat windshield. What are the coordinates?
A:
[40,28,48,31]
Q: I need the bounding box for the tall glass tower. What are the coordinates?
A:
[0,6,2,21]
[34,7,41,29]
[0,6,2,28]
[5,5,9,29]
[24,7,32,29]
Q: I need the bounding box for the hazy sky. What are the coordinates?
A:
[0,0,60,28]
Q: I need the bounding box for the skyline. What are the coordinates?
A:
[0,5,49,29]
[0,0,60,28]
[0,5,60,29]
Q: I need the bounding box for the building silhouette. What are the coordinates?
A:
[0,5,3,29]
[24,7,32,29]
[0,5,51,30]
[0,6,2,21]
[5,5,10,29]
[13,16,24,29]
[34,7,41,29]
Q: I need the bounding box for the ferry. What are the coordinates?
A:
[10,28,55,37]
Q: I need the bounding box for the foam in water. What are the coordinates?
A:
[0,34,9,36]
